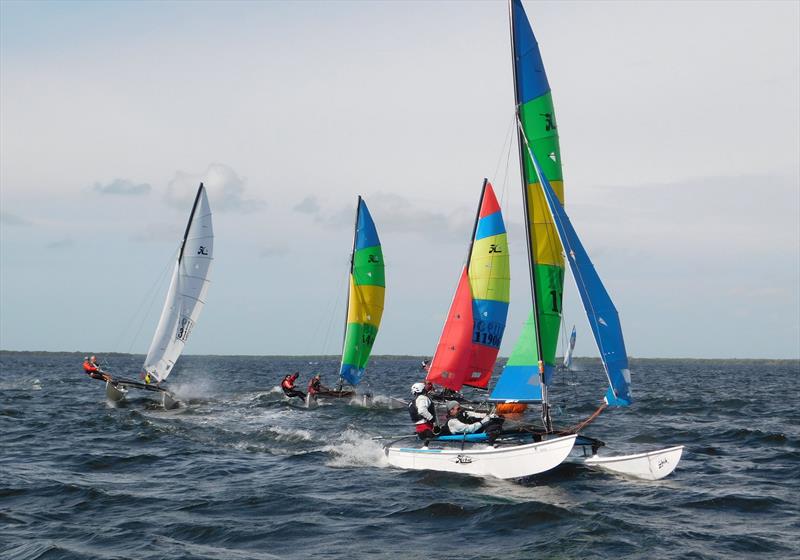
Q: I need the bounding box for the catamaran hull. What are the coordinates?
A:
[105,381,128,403]
[385,434,577,480]
[569,445,684,481]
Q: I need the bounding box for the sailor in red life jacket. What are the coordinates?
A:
[281,372,306,401]
[408,382,439,441]
[307,374,327,397]
[82,355,108,381]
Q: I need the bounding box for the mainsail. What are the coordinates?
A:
[490,0,564,414]
[426,180,510,391]
[339,197,385,386]
[143,183,213,382]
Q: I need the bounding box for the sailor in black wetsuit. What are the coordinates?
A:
[281,372,306,400]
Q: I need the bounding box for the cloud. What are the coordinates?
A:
[0,212,31,226]
[92,179,151,195]
[293,196,320,215]
[45,238,73,249]
[293,192,475,243]
[166,163,263,213]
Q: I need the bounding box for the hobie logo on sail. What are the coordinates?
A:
[176,316,194,342]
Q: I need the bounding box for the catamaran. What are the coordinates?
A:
[384,181,578,479]
[307,196,385,405]
[486,0,683,480]
[102,183,213,409]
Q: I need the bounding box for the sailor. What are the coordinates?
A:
[307,374,327,397]
[421,359,431,372]
[443,400,504,441]
[82,355,107,381]
[408,382,438,440]
[281,372,306,400]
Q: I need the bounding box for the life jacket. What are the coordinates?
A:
[455,410,480,425]
[83,360,98,374]
[308,378,321,393]
[408,394,435,423]
[281,376,294,390]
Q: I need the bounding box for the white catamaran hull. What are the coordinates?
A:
[105,381,128,403]
[569,445,684,481]
[385,434,577,480]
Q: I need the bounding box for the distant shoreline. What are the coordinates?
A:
[1,350,798,362]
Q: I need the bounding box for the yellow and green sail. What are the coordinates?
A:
[491,0,564,403]
[339,197,384,386]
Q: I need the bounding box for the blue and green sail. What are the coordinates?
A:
[339,197,385,386]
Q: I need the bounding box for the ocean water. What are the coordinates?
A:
[1,352,798,559]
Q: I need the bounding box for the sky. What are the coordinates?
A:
[1,0,798,359]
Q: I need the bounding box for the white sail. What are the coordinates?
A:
[143,184,213,381]
[563,325,576,370]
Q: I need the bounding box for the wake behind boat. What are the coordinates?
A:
[88,183,214,409]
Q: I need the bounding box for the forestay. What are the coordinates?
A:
[143,184,213,382]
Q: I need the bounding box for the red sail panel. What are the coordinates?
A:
[426,268,474,391]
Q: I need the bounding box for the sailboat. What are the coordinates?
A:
[488,0,682,480]
[104,183,213,409]
[559,325,576,371]
[385,181,577,479]
[310,196,385,404]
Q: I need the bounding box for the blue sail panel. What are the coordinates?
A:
[528,146,633,406]
[489,365,543,402]
[355,199,380,250]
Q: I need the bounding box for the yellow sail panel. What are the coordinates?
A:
[469,234,511,303]
[526,180,564,267]
[346,280,385,329]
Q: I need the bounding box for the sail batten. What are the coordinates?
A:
[143,183,213,382]
[339,197,385,386]
[427,181,510,391]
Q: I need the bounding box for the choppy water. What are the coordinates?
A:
[1,352,799,559]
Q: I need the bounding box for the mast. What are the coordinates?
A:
[339,196,361,386]
[509,0,552,431]
[178,183,204,264]
[465,179,488,269]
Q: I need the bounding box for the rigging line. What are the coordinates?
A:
[110,246,179,358]
[127,247,181,357]
[320,257,347,356]
[492,113,516,190]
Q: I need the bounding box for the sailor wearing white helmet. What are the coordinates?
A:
[408,382,438,440]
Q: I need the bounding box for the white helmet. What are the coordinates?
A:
[411,382,426,395]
